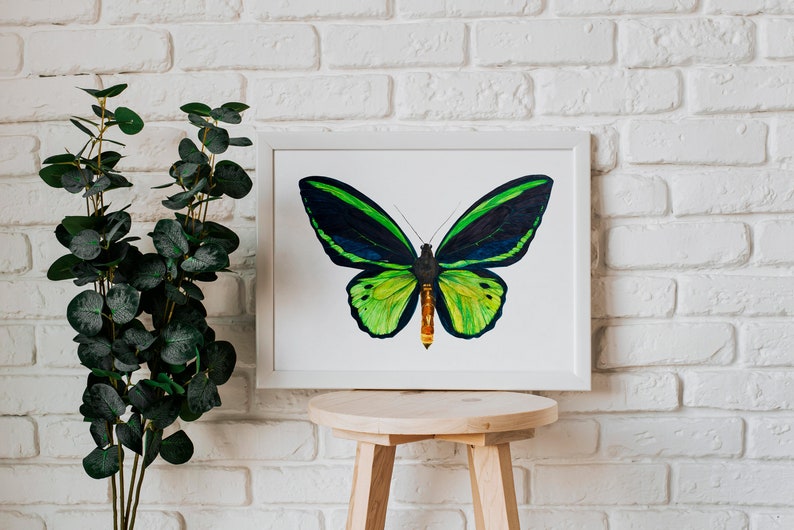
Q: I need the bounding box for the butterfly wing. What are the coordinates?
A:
[434,175,553,338]
[299,176,417,269]
[347,269,420,338]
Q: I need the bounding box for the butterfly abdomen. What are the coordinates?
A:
[414,244,440,348]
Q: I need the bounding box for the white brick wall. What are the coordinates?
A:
[1,1,793,528]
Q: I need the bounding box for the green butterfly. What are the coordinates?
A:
[298,175,553,348]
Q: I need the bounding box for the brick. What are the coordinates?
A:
[678,463,794,505]
[533,464,668,505]
[691,67,794,113]
[512,419,599,458]
[0,280,80,318]
[0,512,44,530]
[0,375,83,415]
[27,28,171,75]
[101,73,245,121]
[705,0,794,15]
[37,416,94,458]
[199,274,244,316]
[0,76,101,122]
[0,325,35,366]
[324,23,465,68]
[330,508,466,530]
[250,0,387,19]
[518,510,607,530]
[748,417,794,459]
[772,117,794,164]
[756,220,794,266]
[0,465,108,504]
[743,323,794,366]
[117,126,185,171]
[183,509,322,530]
[596,174,667,218]
[589,125,618,172]
[475,20,614,66]
[252,75,390,120]
[592,276,676,318]
[672,170,794,215]
[555,0,697,15]
[140,466,249,505]
[627,119,766,165]
[55,511,182,530]
[0,232,31,274]
[683,370,794,410]
[599,323,734,368]
[0,0,97,25]
[254,388,325,415]
[751,513,794,529]
[0,135,37,176]
[762,19,794,59]
[607,222,748,270]
[611,510,748,530]
[103,0,241,23]
[620,18,754,67]
[679,275,794,317]
[393,464,526,504]
[0,417,37,458]
[217,374,250,413]
[548,372,679,413]
[212,321,256,367]
[173,24,317,71]
[398,0,542,17]
[35,324,79,368]
[601,416,743,458]
[0,34,21,75]
[396,72,532,120]
[185,421,314,461]
[534,69,680,116]
[253,465,351,504]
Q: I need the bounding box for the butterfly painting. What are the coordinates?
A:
[298,175,553,349]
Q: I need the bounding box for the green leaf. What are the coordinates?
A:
[162,177,207,210]
[201,221,240,253]
[69,229,102,260]
[228,136,253,147]
[72,261,102,286]
[151,219,189,259]
[198,126,229,155]
[92,104,115,119]
[89,419,110,447]
[47,254,81,281]
[160,321,202,364]
[210,107,241,124]
[221,102,249,112]
[83,175,111,198]
[205,341,236,385]
[130,254,167,291]
[143,428,162,468]
[39,163,71,188]
[165,283,188,305]
[160,430,194,465]
[105,210,132,243]
[106,284,139,325]
[42,153,77,165]
[67,290,104,336]
[181,282,204,301]
[95,83,128,98]
[180,102,212,116]
[123,326,155,351]
[61,167,93,194]
[179,399,203,422]
[70,118,96,138]
[116,413,143,455]
[62,215,101,236]
[181,243,229,273]
[213,160,252,199]
[88,383,126,421]
[83,445,120,479]
[143,396,181,430]
[178,138,209,164]
[76,334,113,369]
[188,113,211,128]
[129,381,157,412]
[187,373,221,414]
[105,172,132,190]
[91,241,129,268]
[114,106,144,135]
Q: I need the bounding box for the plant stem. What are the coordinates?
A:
[117,442,126,529]
[124,452,140,527]
[128,458,147,530]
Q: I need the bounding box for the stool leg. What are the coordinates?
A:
[467,443,520,530]
[347,442,396,530]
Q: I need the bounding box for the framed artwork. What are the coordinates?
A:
[256,132,591,390]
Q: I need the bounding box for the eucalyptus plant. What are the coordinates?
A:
[39,84,252,530]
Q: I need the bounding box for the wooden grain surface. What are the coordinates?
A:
[308,390,558,435]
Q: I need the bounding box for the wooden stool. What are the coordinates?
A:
[308,390,558,530]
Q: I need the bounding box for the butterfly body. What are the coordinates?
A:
[299,175,553,347]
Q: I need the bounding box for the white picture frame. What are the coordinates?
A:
[256,131,591,390]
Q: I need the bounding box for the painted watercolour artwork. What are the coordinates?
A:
[257,132,591,390]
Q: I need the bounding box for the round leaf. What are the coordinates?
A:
[206,341,236,385]
[178,138,209,164]
[114,106,144,135]
[61,167,93,194]
[180,102,212,116]
[198,126,229,155]
[143,428,162,468]
[95,83,128,98]
[151,219,189,259]
[161,321,203,364]
[106,284,139,324]
[69,229,102,260]
[67,290,104,336]
[47,254,81,281]
[39,163,71,188]
[116,413,143,455]
[131,254,167,291]
[83,445,120,479]
[221,102,249,112]
[88,383,126,421]
[129,381,158,412]
[160,430,194,465]
[187,372,221,414]
[89,419,110,447]
[210,107,241,124]
[143,396,181,430]
[202,221,240,253]
[180,243,229,273]
[213,160,252,199]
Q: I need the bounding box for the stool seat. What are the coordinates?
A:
[308,390,558,530]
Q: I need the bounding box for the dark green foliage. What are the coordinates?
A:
[40,84,251,526]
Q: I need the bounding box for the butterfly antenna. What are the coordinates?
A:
[428,203,460,245]
[394,205,425,244]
